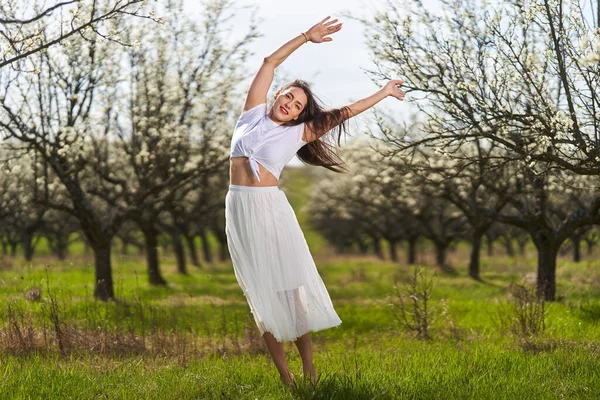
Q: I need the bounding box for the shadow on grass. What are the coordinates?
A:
[570,302,600,322]
[290,372,394,400]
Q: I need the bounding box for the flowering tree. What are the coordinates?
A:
[0,0,255,299]
[481,161,600,300]
[0,153,47,260]
[357,0,600,299]
[110,0,256,281]
[360,0,600,174]
[369,112,511,278]
[0,25,134,299]
[308,140,419,261]
[42,209,80,260]
[0,0,152,68]
[308,139,470,268]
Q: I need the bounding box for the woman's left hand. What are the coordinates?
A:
[383,80,406,101]
[305,16,343,43]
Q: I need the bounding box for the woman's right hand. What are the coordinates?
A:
[305,16,342,43]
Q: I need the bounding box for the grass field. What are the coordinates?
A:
[1,168,599,399]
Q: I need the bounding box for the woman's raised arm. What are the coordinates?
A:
[243,16,343,112]
[304,80,406,141]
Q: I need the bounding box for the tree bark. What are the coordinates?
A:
[371,236,384,259]
[141,226,167,286]
[407,236,417,265]
[586,239,593,255]
[56,236,68,261]
[532,231,558,301]
[486,233,494,256]
[388,239,398,262]
[503,237,515,257]
[469,231,483,280]
[185,234,201,267]
[571,234,581,263]
[200,230,213,263]
[518,237,528,256]
[93,245,114,301]
[50,232,70,260]
[535,244,557,301]
[435,242,447,269]
[172,230,187,274]
[23,233,35,261]
[218,236,229,261]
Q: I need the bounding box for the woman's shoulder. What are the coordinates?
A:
[233,103,267,134]
[237,103,267,124]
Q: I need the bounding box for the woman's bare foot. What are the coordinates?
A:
[281,371,297,388]
[302,366,318,385]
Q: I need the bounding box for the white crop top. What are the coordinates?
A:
[230,103,307,182]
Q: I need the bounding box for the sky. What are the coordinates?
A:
[185,0,417,166]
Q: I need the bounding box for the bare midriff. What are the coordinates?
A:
[229,156,279,187]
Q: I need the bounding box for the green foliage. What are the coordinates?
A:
[0,251,599,398]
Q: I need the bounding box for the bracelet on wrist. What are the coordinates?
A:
[301,32,309,43]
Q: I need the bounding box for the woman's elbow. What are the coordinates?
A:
[263,56,276,66]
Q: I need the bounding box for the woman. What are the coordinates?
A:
[225,16,405,386]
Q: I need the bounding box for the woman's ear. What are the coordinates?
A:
[274,89,281,100]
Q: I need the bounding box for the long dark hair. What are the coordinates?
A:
[278,79,352,174]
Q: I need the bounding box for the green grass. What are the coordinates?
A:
[1,168,599,399]
[1,249,600,399]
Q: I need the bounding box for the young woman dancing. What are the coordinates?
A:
[225,16,405,387]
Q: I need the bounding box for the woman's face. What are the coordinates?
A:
[271,87,307,123]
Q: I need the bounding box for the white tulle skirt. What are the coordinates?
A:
[225,184,342,342]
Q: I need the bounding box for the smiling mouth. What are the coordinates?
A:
[280,106,288,115]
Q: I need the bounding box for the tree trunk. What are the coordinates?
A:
[586,239,593,255]
[388,239,398,262]
[518,237,528,256]
[93,245,114,301]
[200,230,213,263]
[356,237,368,254]
[56,236,68,261]
[23,233,35,261]
[141,226,167,286]
[486,234,494,256]
[218,237,229,261]
[172,230,187,274]
[435,242,447,269]
[9,242,17,257]
[407,236,417,265]
[535,245,557,301]
[469,231,483,281]
[533,232,558,301]
[185,234,200,267]
[1,241,7,255]
[371,236,383,259]
[571,234,581,263]
[503,237,515,257]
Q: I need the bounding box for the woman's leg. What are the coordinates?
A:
[262,331,295,385]
[292,288,316,383]
[294,332,316,383]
